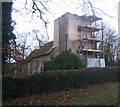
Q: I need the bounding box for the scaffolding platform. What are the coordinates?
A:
[83,37,103,42]
[82,48,103,53]
[82,25,103,32]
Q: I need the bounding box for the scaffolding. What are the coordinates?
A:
[77,15,104,64]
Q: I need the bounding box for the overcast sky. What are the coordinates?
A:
[12,0,119,50]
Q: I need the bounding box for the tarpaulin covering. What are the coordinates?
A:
[87,58,105,67]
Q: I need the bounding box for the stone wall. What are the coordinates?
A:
[23,51,54,74]
[53,12,93,54]
[53,19,59,56]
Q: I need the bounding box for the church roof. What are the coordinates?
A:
[26,41,54,61]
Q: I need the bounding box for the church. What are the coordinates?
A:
[23,12,105,73]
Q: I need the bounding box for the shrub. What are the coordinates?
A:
[2,63,17,75]
[2,66,119,102]
[2,62,23,76]
[44,50,84,71]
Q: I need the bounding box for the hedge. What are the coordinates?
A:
[2,66,119,102]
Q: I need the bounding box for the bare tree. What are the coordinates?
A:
[10,33,32,62]
[100,23,118,66]
[12,0,116,30]
[114,37,120,65]
[32,0,52,27]
[32,29,48,49]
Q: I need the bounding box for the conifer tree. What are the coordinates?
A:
[2,2,16,75]
[44,50,84,71]
[2,2,16,63]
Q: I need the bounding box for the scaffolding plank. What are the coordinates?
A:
[82,25,103,31]
[83,37,103,42]
[82,48,103,53]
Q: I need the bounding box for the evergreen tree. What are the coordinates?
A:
[2,2,16,75]
[44,50,84,71]
[2,2,16,63]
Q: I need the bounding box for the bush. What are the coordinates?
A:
[2,63,17,75]
[2,66,119,102]
[2,62,23,75]
[44,50,84,71]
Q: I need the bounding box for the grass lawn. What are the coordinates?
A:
[3,82,119,105]
[64,82,119,105]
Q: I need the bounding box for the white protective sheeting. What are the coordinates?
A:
[87,58,105,68]
[100,59,105,67]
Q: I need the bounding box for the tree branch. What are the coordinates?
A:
[32,0,47,27]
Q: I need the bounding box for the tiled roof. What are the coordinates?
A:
[26,41,53,61]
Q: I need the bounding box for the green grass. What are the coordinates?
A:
[3,82,119,105]
[65,83,119,105]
